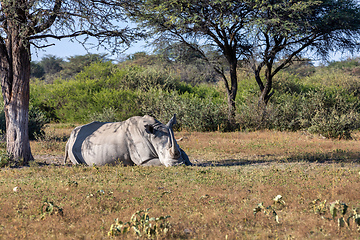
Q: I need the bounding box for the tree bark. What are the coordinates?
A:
[259,76,274,105]
[0,7,33,165]
[227,60,238,125]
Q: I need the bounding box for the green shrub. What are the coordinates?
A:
[29,57,360,139]
[235,84,360,139]
[31,62,178,123]
[0,150,11,167]
[87,107,121,122]
[235,97,272,131]
[273,72,316,94]
[264,89,360,138]
[120,65,178,91]
[308,108,359,139]
[31,75,141,123]
[28,106,49,140]
[268,94,303,131]
[177,82,223,100]
[140,89,228,131]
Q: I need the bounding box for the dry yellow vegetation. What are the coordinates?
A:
[0,124,359,239]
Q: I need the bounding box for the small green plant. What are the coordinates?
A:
[0,150,11,167]
[28,106,49,140]
[108,208,171,238]
[310,199,328,215]
[253,195,286,223]
[350,208,360,232]
[310,199,360,231]
[40,199,63,219]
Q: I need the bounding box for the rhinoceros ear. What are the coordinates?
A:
[145,124,154,134]
[166,114,176,129]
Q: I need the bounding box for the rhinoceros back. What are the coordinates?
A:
[66,121,135,166]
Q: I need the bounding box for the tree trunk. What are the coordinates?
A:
[257,65,274,106]
[0,18,33,165]
[256,67,274,127]
[259,81,273,105]
[227,60,238,125]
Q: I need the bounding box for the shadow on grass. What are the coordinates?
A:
[195,151,360,167]
[30,150,360,168]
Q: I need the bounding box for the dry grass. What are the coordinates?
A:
[177,130,360,164]
[0,124,360,239]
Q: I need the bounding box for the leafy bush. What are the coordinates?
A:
[87,107,120,122]
[273,72,316,94]
[235,97,273,131]
[29,56,360,139]
[307,106,360,140]
[31,62,180,123]
[177,82,223,100]
[28,106,49,140]
[140,89,228,131]
[268,94,303,131]
[119,65,178,91]
[31,70,142,123]
[235,82,360,139]
[0,150,11,167]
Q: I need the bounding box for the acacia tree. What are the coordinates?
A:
[249,0,360,106]
[127,0,254,124]
[128,0,360,123]
[0,0,142,165]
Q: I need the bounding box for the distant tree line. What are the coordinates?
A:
[31,54,109,82]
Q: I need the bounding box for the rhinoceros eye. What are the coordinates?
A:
[145,124,155,134]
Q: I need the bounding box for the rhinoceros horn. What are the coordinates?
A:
[166,114,177,129]
[168,128,181,159]
[166,115,180,159]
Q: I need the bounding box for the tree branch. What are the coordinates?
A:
[30,42,55,49]
[28,29,129,44]
[31,0,62,35]
[272,34,318,77]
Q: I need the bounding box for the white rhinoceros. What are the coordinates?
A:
[64,114,192,166]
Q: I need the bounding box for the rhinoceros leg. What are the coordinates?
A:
[139,158,163,166]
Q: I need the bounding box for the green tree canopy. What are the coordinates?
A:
[127,0,255,125]
[249,0,360,105]
[61,53,108,79]
[40,55,64,75]
[126,0,360,124]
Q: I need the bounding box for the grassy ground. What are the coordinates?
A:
[1,124,360,239]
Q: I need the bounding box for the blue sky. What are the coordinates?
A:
[31,38,149,62]
[30,37,356,65]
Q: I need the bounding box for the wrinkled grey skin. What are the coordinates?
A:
[64,115,192,167]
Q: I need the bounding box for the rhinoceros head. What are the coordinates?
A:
[142,114,185,167]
